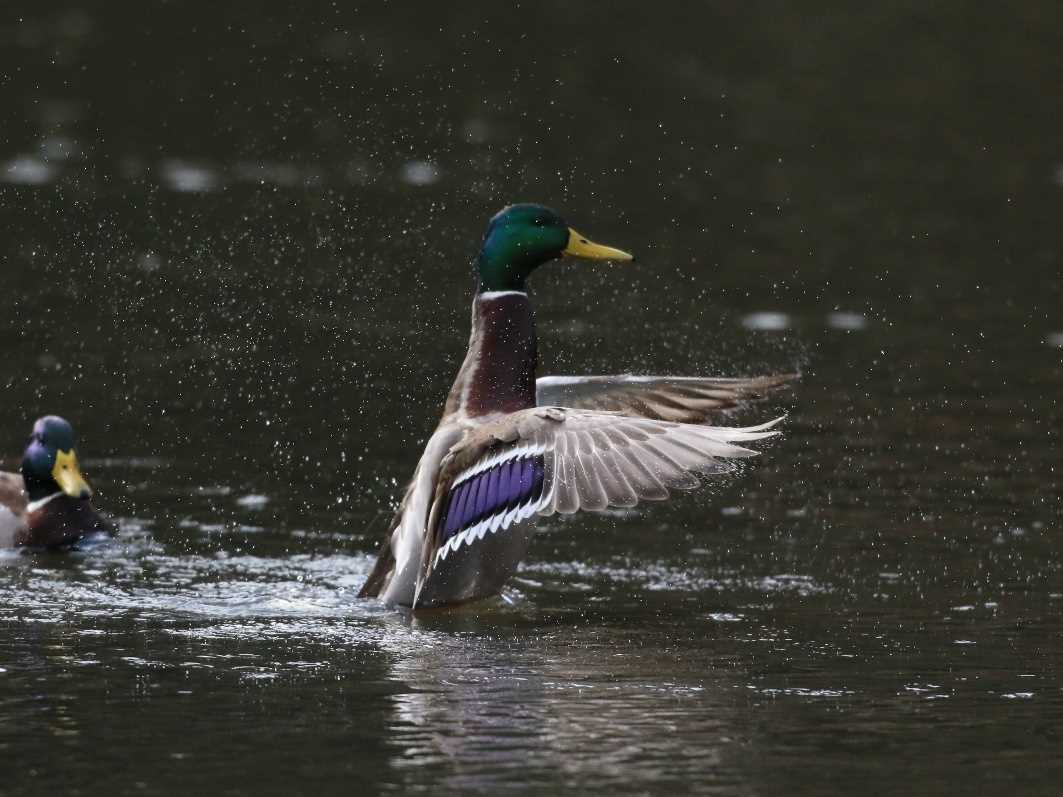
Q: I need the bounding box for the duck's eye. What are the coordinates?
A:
[533,218,546,227]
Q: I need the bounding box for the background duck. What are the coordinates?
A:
[359,204,794,609]
[0,416,111,548]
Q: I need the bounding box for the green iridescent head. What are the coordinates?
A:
[20,415,93,502]
[476,203,634,293]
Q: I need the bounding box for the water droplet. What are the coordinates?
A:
[160,159,218,192]
[137,252,165,273]
[827,311,866,330]
[400,160,440,187]
[741,312,790,331]
[236,494,270,509]
[1,156,56,185]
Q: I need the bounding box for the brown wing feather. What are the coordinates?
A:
[357,481,416,598]
[0,472,27,516]
[535,374,796,423]
[356,511,400,598]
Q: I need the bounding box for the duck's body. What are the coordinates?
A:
[359,205,792,609]
[1,416,111,549]
[0,472,27,547]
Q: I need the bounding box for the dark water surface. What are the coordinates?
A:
[2,4,1062,795]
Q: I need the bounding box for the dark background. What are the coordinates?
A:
[1,4,1061,795]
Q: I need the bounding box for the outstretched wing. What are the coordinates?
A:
[413,407,782,606]
[535,374,795,424]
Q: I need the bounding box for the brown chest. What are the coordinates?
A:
[461,292,539,417]
[20,496,111,548]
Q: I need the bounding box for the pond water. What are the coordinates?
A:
[1,4,1062,795]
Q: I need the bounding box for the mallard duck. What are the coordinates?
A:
[358,204,792,608]
[0,416,111,548]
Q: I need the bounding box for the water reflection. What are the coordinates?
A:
[389,617,746,793]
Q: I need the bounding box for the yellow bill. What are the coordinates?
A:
[563,228,634,262]
[52,449,93,499]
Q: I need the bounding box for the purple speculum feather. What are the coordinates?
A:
[440,454,546,542]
